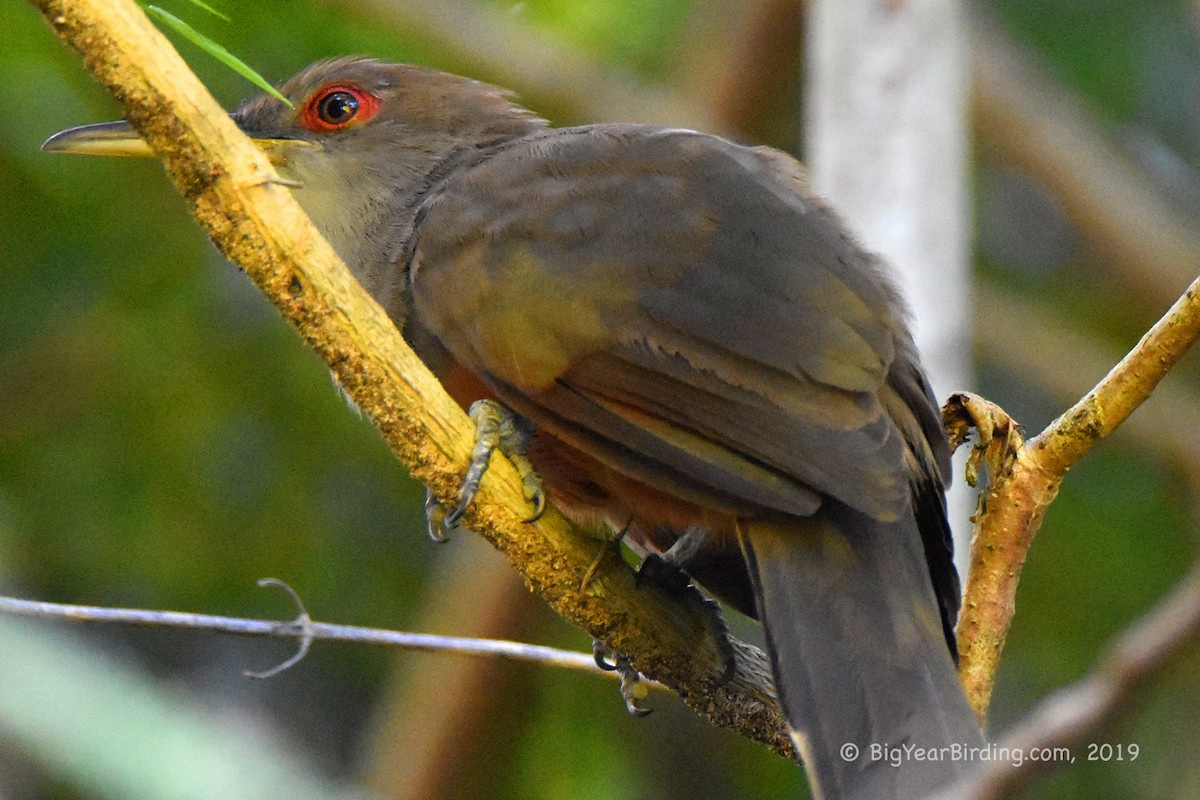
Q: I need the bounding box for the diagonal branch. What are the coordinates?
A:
[29,0,789,757]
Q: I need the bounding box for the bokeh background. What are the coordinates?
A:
[3,1,1200,798]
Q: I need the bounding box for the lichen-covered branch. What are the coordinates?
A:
[29,0,789,756]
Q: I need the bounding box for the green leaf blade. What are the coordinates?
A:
[145,5,292,107]
[182,0,229,23]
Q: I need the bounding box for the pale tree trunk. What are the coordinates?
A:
[805,0,973,572]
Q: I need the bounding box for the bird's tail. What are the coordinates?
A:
[740,505,982,800]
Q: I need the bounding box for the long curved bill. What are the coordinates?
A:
[42,119,313,166]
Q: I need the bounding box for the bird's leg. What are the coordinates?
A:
[636,527,738,685]
[427,399,546,539]
[584,521,662,716]
[587,523,653,716]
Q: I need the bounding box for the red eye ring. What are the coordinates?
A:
[299,84,380,133]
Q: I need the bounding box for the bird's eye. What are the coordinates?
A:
[300,85,380,133]
[319,91,358,124]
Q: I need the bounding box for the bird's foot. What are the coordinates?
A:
[427,399,546,540]
[424,486,453,543]
[941,391,1024,490]
[635,530,738,686]
[593,640,652,717]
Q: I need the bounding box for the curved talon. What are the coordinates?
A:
[446,460,489,530]
[508,448,547,523]
[424,487,452,543]
[443,495,472,531]
[592,643,652,715]
[453,399,547,527]
[592,639,618,671]
[622,684,652,717]
[521,485,546,523]
[244,578,315,680]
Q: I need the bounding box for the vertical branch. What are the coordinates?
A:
[955,273,1200,718]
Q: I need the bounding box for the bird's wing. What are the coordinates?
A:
[410,125,918,521]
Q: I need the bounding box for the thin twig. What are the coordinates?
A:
[1031,277,1200,473]
[0,592,609,677]
[975,280,1200,490]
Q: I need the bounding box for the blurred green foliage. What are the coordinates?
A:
[2,1,1199,799]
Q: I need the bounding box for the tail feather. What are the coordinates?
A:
[741,505,982,800]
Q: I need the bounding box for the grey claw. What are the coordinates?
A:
[522,486,546,524]
[429,400,547,537]
[593,639,618,671]
[443,495,470,531]
[593,642,652,715]
[451,399,547,527]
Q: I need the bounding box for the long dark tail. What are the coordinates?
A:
[741,505,982,800]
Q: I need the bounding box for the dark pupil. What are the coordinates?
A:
[318,91,359,124]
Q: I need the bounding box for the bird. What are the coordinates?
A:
[44,57,984,798]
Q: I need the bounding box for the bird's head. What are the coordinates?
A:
[43,58,545,310]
